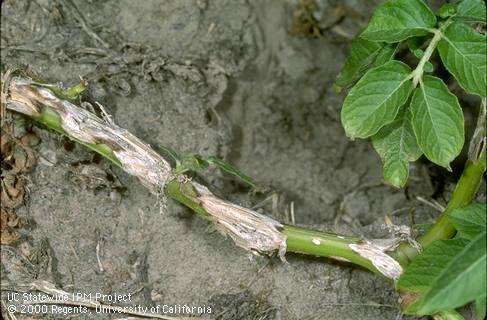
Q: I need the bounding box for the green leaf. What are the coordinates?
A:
[410,76,464,169]
[456,0,487,23]
[341,60,413,139]
[361,0,436,43]
[372,107,422,187]
[438,3,458,19]
[477,295,486,320]
[178,154,209,173]
[438,22,487,97]
[404,233,487,315]
[397,239,468,292]
[207,156,256,188]
[448,203,486,240]
[413,48,424,59]
[159,145,210,173]
[335,38,397,91]
[159,145,182,163]
[423,61,434,73]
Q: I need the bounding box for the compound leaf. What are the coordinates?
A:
[410,76,464,169]
[438,22,487,97]
[372,107,422,188]
[448,203,486,240]
[456,0,487,23]
[336,38,397,91]
[403,233,486,315]
[361,0,436,43]
[341,60,413,139]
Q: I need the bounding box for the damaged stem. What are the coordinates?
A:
[2,73,401,280]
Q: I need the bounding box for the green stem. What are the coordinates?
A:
[164,179,383,276]
[393,99,486,265]
[283,225,383,276]
[165,179,209,217]
[33,107,122,167]
[419,150,486,247]
[393,149,486,265]
[434,310,465,320]
[8,76,485,280]
[16,102,384,276]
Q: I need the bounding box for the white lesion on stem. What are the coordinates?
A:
[192,182,288,261]
[4,76,172,194]
[349,239,403,280]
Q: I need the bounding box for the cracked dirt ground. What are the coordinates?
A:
[0,0,466,319]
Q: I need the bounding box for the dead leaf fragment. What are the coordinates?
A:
[1,207,21,244]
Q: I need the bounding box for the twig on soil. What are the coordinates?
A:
[95,228,105,273]
[320,302,396,308]
[290,201,295,225]
[416,196,445,212]
[64,0,110,49]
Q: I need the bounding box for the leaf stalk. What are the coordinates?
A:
[411,28,442,87]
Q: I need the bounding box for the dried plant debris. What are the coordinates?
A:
[291,0,323,37]
[1,171,26,209]
[0,122,36,244]
[1,207,22,244]
[290,0,366,39]
[67,162,122,190]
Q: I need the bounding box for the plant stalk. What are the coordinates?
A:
[29,107,123,167]
[165,179,384,276]
[282,225,380,274]
[434,310,465,320]
[3,73,394,278]
[393,100,486,265]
